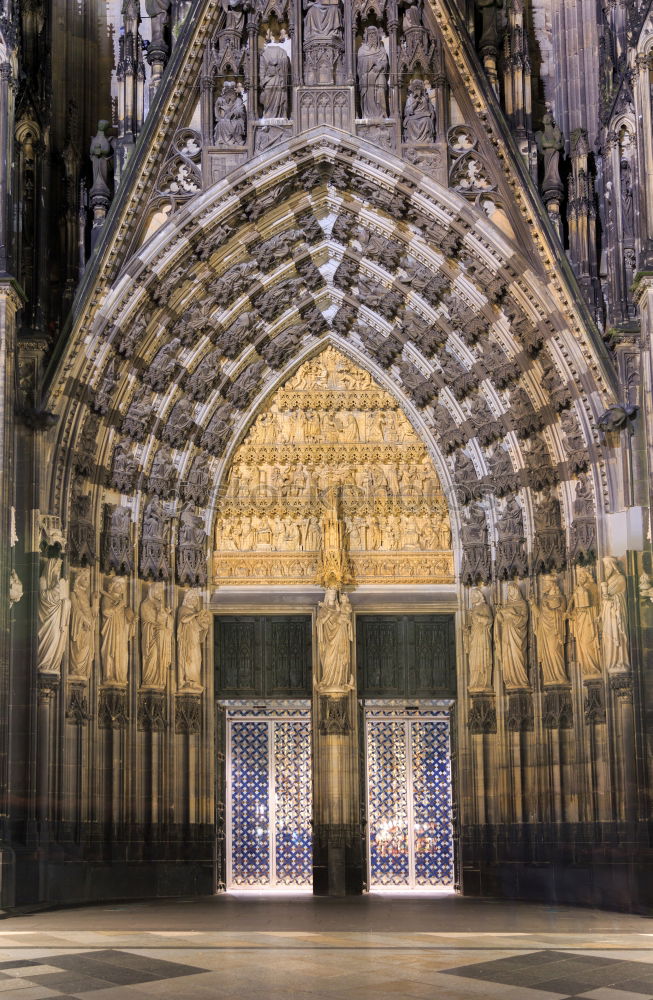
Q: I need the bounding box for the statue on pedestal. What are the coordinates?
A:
[100,577,136,686]
[465,587,493,692]
[315,589,354,695]
[177,589,211,691]
[38,559,71,675]
[260,33,290,119]
[601,556,629,672]
[140,582,173,690]
[567,566,601,680]
[495,582,529,690]
[69,568,98,680]
[357,26,388,118]
[531,577,568,686]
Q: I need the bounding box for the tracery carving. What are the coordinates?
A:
[213,347,453,585]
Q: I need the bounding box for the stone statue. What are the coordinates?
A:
[640,571,653,604]
[465,588,493,692]
[38,559,71,675]
[403,79,436,143]
[89,121,114,203]
[357,27,388,119]
[69,568,98,680]
[214,82,246,146]
[146,0,171,51]
[9,570,23,608]
[495,582,529,690]
[315,589,354,694]
[140,582,173,690]
[100,577,136,686]
[566,566,602,680]
[177,590,211,691]
[535,107,564,200]
[304,0,342,40]
[601,556,629,672]
[531,577,568,686]
[260,34,290,119]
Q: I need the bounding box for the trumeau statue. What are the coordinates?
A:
[567,566,602,680]
[495,582,529,690]
[357,27,389,119]
[69,568,98,680]
[601,556,629,672]
[260,33,290,119]
[140,582,173,690]
[403,79,436,143]
[315,589,354,695]
[531,576,568,686]
[38,559,71,675]
[214,82,247,146]
[100,577,136,687]
[177,590,211,691]
[465,587,493,692]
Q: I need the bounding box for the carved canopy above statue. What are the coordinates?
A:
[213,346,453,585]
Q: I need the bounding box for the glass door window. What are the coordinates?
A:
[226,703,312,888]
[365,706,454,888]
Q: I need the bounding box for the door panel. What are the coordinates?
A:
[366,708,454,888]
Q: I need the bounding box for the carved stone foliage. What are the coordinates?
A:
[137,691,167,732]
[532,490,566,573]
[495,495,527,579]
[69,480,96,566]
[98,687,129,729]
[102,504,133,575]
[506,691,534,732]
[177,504,207,587]
[140,497,171,581]
[467,695,497,733]
[448,125,495,195]
[175,692,202,734]
[154,128,202,213]
[542,687,573,729]
[213,346,452,586]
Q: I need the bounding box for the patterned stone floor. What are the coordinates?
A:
[0,894,650,999]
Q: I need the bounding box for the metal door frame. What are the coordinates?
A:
[223,699,312,890]
[364,699,454,890]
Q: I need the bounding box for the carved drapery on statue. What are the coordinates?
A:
[465,587,493,692]
[69,568,98,680]
[601,557,629,673]
[177,589,211,692]
[213,347,453,585]
[100,577,136,686]
[38,558,71,675]
[315,590,354,695]
[495,582,529,690]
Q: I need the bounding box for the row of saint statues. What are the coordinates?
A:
[225,460,440,500]
[215,511,451,552]
[246,405,415,444]
[466,559,630,693]
[38,563,210,692]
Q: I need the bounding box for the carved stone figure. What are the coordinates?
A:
[122,387,154,440]
[531,577,568,686]
[69,479,96,566]
[357,27,388,118]
[140,497,171,581]
[9,571,23,608]
[495,494,527,578]
[146,0,171,54]
[315,589,354,694]
[214,81,246,146]
[144,339,180,391]
[601,556,629,672]
[89,120,113,205]
[535,108,564,201]
[111,440,139,493]
[103,504,133,575]
[567,566,602,679]
[162,396,195,448]
[140,582,173,690]
[303,0,343,84]
[403,79,436,143]
[183,455,211,506]
[100,577,136,686]
[69,568,98,680]
[177,504,207,587]
[466,588,493,692]
[177,590,211,691]
[260,35,290,118]
[38,559,71,675]
[148,446,177,498]
[495,582,529,690]
[532,489,566,573]
[93,358,118,416]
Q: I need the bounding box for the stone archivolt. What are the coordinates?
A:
[213,346,453,585]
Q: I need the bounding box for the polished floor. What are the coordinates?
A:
[0,894,651,999]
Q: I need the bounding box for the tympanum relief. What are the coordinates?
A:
[213,347,453,585]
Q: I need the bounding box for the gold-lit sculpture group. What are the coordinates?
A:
[213,347,454,585]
